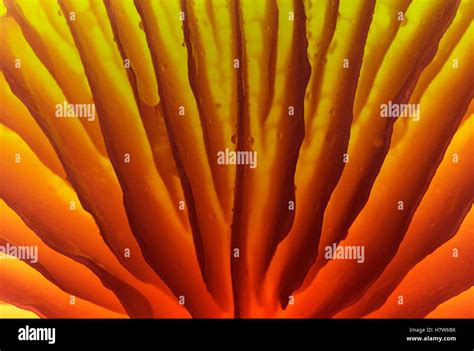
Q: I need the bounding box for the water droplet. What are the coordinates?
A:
[277,132,283,140]
[231,134,237,144]
[248,136,254,145]
[329,108,336,117]
[139,21,144,31]
[373,135,384,149]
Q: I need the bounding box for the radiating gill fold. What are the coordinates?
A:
[0,301,40,318]
[4,0,107,156]
[0,71,66,179]
[0,257,128,318]
[135,0,231,310]
[104,0,159,107]
[282,26,473,317]
[263,0,375,309]
[301,0,339,131]
[353,0,411,122]
[230,0,311,316]
[60,0,226,316]
[426,287,474,318]
[0,16,169,289]
[0,0,470,319]
[313,0,461,280]
[391,2,471,147]
[104,0,187,227]
[408,1,471,104]
[0,124,190,318]
[366,208,473,318]
[336,116,474,318]
[182,0,238,220]
[0,200,126,314]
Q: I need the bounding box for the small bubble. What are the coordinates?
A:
[248,136,254,145]
[329,108,336,117]
[231,134,237,144]
[373,135,384,148]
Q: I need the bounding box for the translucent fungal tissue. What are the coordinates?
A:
[0,0,472,318]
